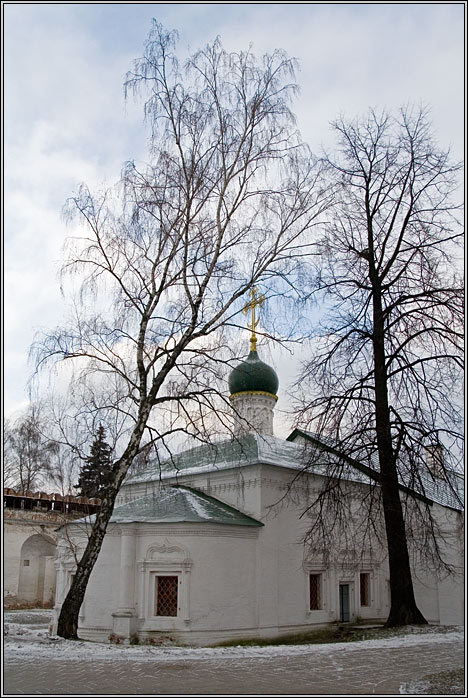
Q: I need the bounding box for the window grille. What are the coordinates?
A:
[309,573,321,610]
[360,573,370,606]
[155,575,178,616]
[23,559,30,567]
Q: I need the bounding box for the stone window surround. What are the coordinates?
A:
[360,571,371,606]
[309,572,321,610]
[303,563,328,620]
[333,563,376,618]
[137,548,192,630]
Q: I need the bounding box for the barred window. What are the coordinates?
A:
[309,573,321,610]
[155,575,178,616]
[360,573,370,606]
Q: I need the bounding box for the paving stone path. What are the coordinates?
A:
[3,612,465,695]
[4,638,465,696]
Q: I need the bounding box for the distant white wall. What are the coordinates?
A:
[18,534,57,604]
[4,518,58,605]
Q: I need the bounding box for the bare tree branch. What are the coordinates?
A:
[30,22,330,639]
[295,106,463,626]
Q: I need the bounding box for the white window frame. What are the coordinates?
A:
[138,556,192,630]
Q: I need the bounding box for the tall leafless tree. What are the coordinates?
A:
[3,403,58,492]
[295,106,463,626]
[31,22,330,639]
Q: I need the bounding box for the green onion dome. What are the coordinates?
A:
[228,349,279,397]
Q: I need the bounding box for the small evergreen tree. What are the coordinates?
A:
[76,425,113,499]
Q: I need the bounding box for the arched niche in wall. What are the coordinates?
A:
[18,533,57,606]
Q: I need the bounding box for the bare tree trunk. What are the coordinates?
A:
[57,400,163,638]
[57,426,143,639]
[56,481,121,638]
[372,281,427,626]
[297,107,462,628]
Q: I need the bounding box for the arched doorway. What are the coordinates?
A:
[18,534,57,606]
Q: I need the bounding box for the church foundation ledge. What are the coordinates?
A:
[74,618,378,647]
[138,619,187,633]
[134,621,346,647]
[74,626,118,643]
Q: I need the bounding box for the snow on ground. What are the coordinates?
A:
[400,669,465,696]
[3,610,464,665]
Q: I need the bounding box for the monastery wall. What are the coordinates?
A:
[4,492,100,608]
[4,514,60,606]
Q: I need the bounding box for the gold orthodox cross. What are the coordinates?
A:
[242,286,265,351]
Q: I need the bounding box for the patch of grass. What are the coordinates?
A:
[212,622,459,649]
[424,668,465,695]
[212,624,371,648]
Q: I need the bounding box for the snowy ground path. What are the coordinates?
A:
[3,610,465,695]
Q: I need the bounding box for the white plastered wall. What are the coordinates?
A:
[53,460,464,645]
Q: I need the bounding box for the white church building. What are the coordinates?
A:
[52,331,464,645]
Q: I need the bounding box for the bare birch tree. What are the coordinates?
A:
[31,22,329,639]
[3,403,58,492]
[295,106,463,626]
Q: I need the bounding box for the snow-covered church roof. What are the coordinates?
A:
[126,433,305,484]
[126,429,463,513]
[109,485,263,527]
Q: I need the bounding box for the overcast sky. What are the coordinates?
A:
[3,2,464,426]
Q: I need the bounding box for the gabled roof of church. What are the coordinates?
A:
[109,485,264,527]
[126,433,304,484]
[125,430,462,513]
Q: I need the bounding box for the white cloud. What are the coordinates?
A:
[3,3,464,415]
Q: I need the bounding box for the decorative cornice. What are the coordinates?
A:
[132,525,260,538]
[229,391,278,401]
[146,541,187,558]
[205,476,285,493]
